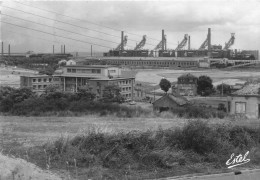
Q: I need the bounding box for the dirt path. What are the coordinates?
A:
[0,153,62,180]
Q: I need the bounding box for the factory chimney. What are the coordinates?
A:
[121,31,124,52]
[8,44,10,57]
[208,28,211,57]
[61,45,63,54]
[64,45,65,54]
[53,45,54,54]
[162,29,165,51]
[188,36,191,50]
[1,42,3,58]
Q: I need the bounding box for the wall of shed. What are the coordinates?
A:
[230,96,260,119]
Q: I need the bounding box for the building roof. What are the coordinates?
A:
[20,74,52,78]
[64,65,118,68]
[232,83,260,96]
[84,56,201,61]
[153,93,189,106]
[178,73,198,79]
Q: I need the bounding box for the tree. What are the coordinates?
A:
[159,78,171,93]
[76,86,96,101]
[197,75,213,96]
[216,83,231,95]
[102,85,125,103]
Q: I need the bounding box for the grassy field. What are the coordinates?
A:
[1,115,259,149]
[1,115,259,179]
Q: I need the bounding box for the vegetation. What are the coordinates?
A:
[159,78,171,93]
[23,120,260,179]
[3,56,61,75]
[216,83,231,95]
[197,75,214,96]
[101,84,125,103]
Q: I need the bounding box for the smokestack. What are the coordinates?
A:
[208,28,211,57]
[121,31,124,52]
[162,29,165,51]
[61,45,63,54]
[188,36,191,50]
[64,45,65,54]
[1,42,3,58]
[8,44,10,57]
[53,45,54,54]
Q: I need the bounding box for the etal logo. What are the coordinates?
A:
[226,151,250,168]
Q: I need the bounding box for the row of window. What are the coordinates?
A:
[32,78,52,83]
[122,87,131,92]
[33,84,47,89]
[67,68,101,74]
[118,80,132,85]
[108,60,197,66]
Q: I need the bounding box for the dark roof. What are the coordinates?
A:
[153,93,188,106]
[232,83,260,96]
[178,73,198,79]
[84,56,201,61]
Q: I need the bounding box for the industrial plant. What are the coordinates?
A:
[103,28,258,60]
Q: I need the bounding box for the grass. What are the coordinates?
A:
[1,115,260,179]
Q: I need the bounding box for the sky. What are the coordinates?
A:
[0,0,260,54]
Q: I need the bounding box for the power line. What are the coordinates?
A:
[11,2,169,47]
[5,30,90,51]
[0,20,111,49]
[15,1,123,33]
[1,13,123,46]
[1,5,121,39]
[1,4,157,48]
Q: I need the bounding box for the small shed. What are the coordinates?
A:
[229,83,260,119]
[153,93,189,112]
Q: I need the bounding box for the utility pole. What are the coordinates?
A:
[91,45,92,57]
[154,87,155,102]
[1,41,3,60]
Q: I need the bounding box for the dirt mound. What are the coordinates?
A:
[0,153,61,180]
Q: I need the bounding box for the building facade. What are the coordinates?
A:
[20,65,135,100]
[229,83,260,119]
[174,73,198,96]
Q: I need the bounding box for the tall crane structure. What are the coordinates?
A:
[134,35,146,50]
[175,34,189,50]
[199,37,208,50]
[149,34,166,56]
[115,35,128,51]
[224,33,235,50]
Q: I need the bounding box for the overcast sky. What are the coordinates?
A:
[0,0,260,54]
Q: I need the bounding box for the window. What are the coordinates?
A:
[43,85,47,88]
[67,69,72,73]
[92,69,101,74]
[49,78,52,82]
[38,79,41,82]
[38,85,42,89]
[33,79,36,82]
[235,102,246,114]
[43,79,47,82]
[71,69,76,73]
[33,85,36,89]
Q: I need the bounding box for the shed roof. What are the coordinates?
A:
[232,83,260,96]
[153,93,188,106]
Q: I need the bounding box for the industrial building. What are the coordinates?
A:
[20,65,135,99]
[102,28,259,65]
